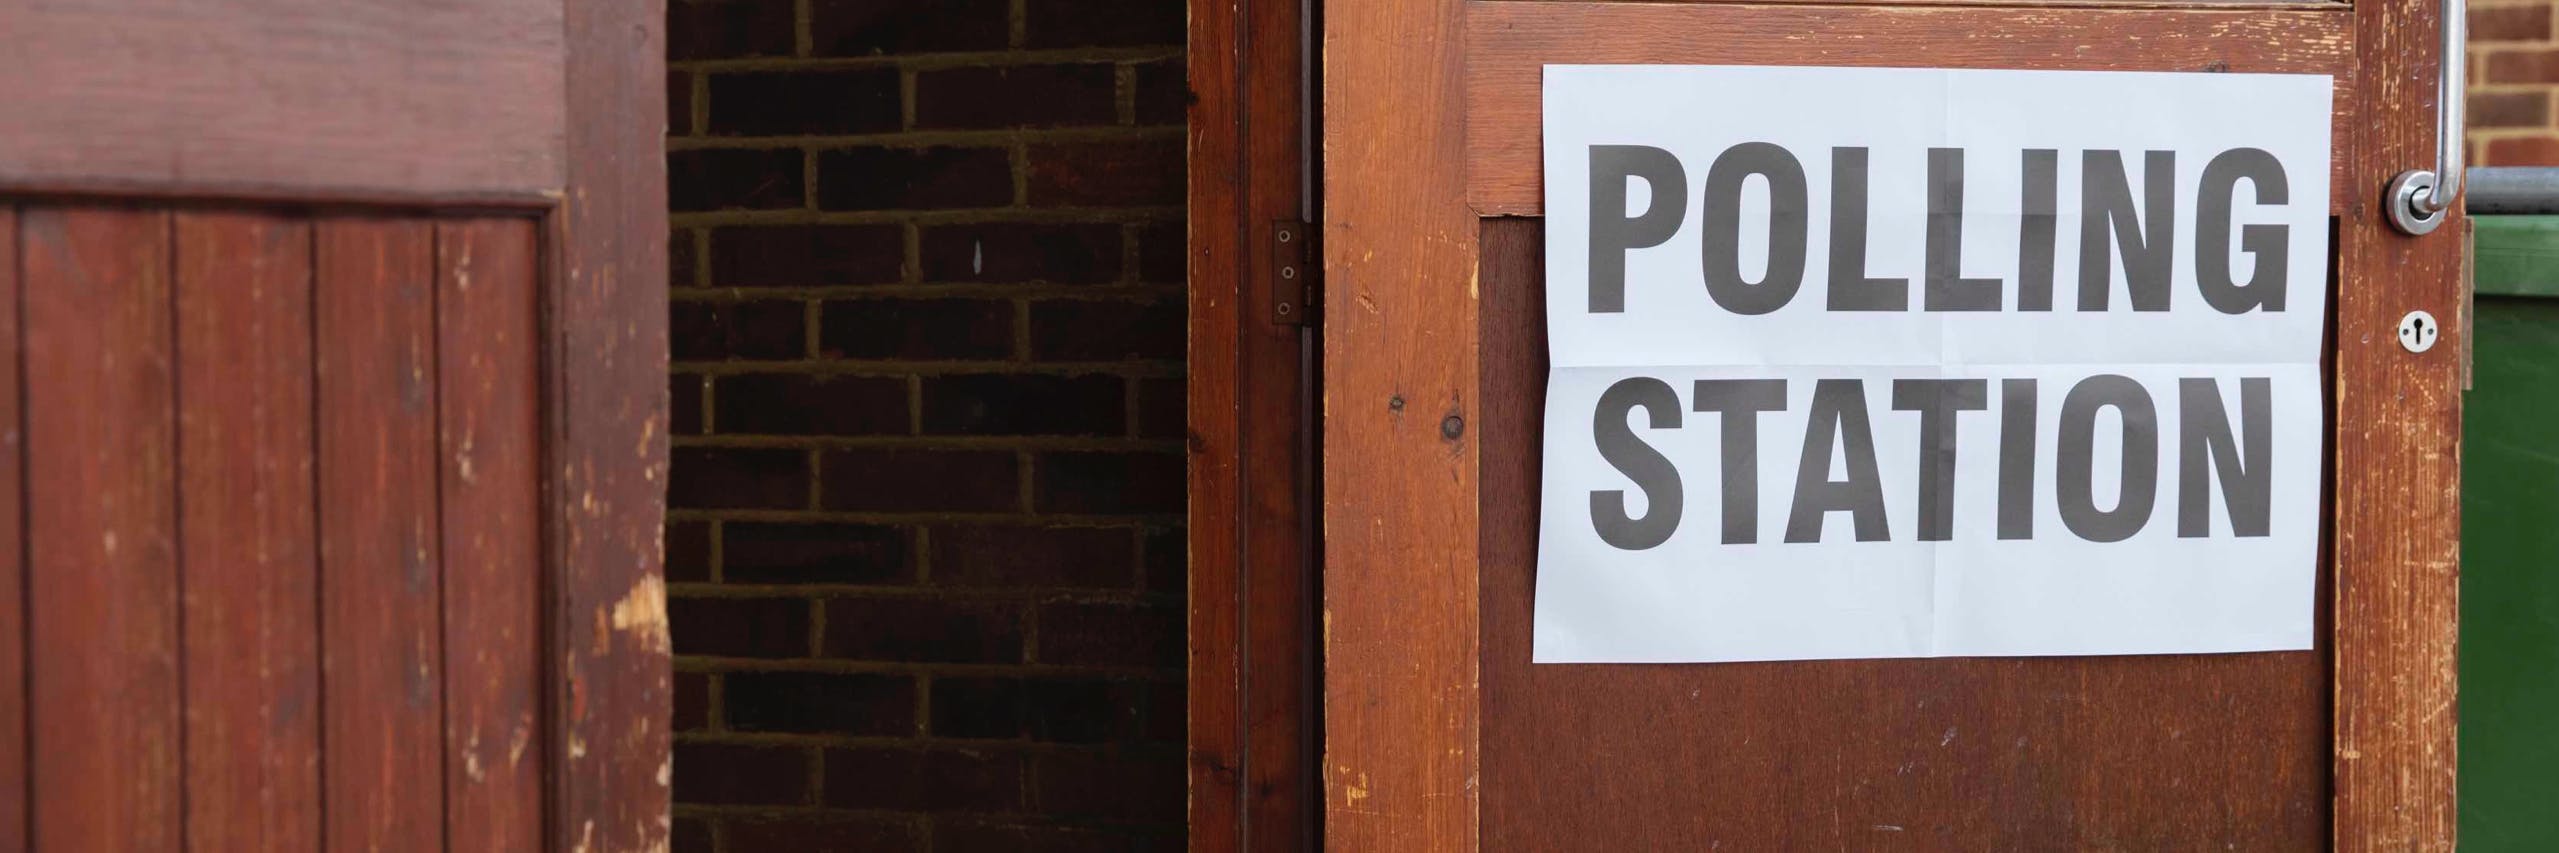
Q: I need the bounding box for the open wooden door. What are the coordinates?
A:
[0,2,667,850]
[1321,0,2461,849]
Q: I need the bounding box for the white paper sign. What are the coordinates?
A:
[1534,65,2330,663]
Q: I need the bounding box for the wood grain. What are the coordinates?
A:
[437,218,547,852]
[0,207,22,852]
[1464,1,2358,216]
[1189,0,1323,844]
[552,0,673,848]
[0,0,562,204]
[2334,0,2465,842]
[1474,217,2327,850]
[21,206,182,852]
[316,217,445,853]
[1321,0,1481,845]
[175,211,323,852]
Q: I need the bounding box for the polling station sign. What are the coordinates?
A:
[1533,66,2329,663]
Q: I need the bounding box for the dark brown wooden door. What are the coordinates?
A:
[1320,0,2463,850]
[0,2,667,851]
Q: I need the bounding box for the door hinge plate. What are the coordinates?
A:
[1271,220,1317,326]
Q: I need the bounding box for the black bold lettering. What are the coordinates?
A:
[2057,374,2159,542]
[2195,148,2291,314]
[1587,145,1690,313]
[2178,377,2273,537]
[1591,377,1685,549]
[1701,142,1809,315]
[1694,379,1789,544]
[1786,380,1890,543]
[2078,150,2176,312]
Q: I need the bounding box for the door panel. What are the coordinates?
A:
[1323,0,2464,846]
[3,205,551,851]
[1475,217,2328,849]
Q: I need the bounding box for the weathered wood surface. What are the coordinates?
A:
[1321,0,1482,845]
[552,0,674,848]
[2334,0,2465,842]
[438,219,547,852]
[177,211,324,852]
[22,207,183,852]
[0,207,25,849]
[1465,1,2358,216]
[317,218,447,853]
[0,0,562,204]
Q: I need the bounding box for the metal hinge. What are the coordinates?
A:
[1271,220,1318,326]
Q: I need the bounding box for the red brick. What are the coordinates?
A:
[1031,298,1182,361]
[809,0,1010,56]
[669,0,796,59]
[821,449,1021,512]
[929,677,1143,742]
[710,224,906,287]
[1133,59,1188,126]
[1033,451,1182,514]
[1027,139,1183,207]
[822,596,1025,663]
[817,147,1013,210]
[1031,750,1184,821]
[1140,679,1182,744]
[1136,377,1182,439]
[721,815,919,852]
[671,372,704,436]
[2488,48,2559,84]
[1136,220,1184,284]
[820,298,1015,360]
[709,70,904,136]
[2473,5,2553,42]
[921,373,1125,436]
[670,447,810,509]
[667,519,713,582]
[1036,601,1180,668]
[921,223,1121,284]
[668,72,697,137]
[724,672,917,734]
[914,64,1119,129]
[674,742,811,805]
[1025,0,1183,48]
[2487,134,2559,166]
[1142,527,1183,593]
[723,522,914,584]
[2473,91,2552,129]
[668,148,805,211]
[824,747,1027,811]
[713,373,911,436]
[669,227,699,287]
[672,817,713,853]
[671,299,804,361]
[673,672,711,731]
[671,596,811,657]
[931,524,1135,588]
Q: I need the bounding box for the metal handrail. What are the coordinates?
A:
[2386,0,2468,235]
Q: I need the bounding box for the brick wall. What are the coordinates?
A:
[663,0,1187,849]
[2473,0,2559,164]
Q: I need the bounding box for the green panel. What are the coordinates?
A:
[2473,217,2559,299]
[2460,296,2559,851]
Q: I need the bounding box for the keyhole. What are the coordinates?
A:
[2398,310,2438,353]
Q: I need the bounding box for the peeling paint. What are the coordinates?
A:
[608,574,670,654]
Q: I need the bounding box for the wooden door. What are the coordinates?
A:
[1320,0,2461,849]
[0,2,667,851]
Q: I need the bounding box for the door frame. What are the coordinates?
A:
[0,2,672,849]
[1187,0,1325,844]
[1315,1,2462,851]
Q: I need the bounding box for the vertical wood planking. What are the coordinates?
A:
[437,218,545,851]
[317,217,446,853]
[21,206,181,851]
[0,206,24,850]
[1321,0,1479,845]
[175,211,322,852]
[2337,0,2466,842]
